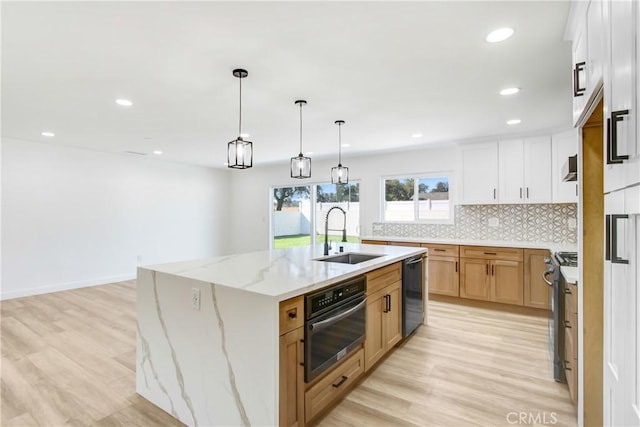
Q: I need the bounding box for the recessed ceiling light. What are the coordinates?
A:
[240,133,250,138]
[153,150,163,155]
[342,144,350,148]
[507,119,522,125]
[500,87,520,96]
[115,98,133,107]
[41,131,55,137]
[411,133,423,138]
[486,27,514,43]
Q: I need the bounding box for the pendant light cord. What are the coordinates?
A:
[299,102,303,154]
[338,122,342,165]
[238,76,242,136]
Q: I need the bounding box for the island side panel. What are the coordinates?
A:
[136,268,278,427]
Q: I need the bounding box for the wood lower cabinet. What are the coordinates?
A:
[364,266,402,372]
[279,326,304,427]
[460,258,491,301]
[304,348,364,423]
[564,283,578,406]
[524,249,551,309]
[460,246,524,306]
[422,244,460,297]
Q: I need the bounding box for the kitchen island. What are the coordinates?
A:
[136,243,426,427]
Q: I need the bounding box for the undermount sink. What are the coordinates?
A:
[315,252,383,264]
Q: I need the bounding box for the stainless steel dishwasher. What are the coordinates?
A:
[402,255,424,337]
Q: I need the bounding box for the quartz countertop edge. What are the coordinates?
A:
[561,266,578,285]
[361,235,578,253]
[139,243,426,302]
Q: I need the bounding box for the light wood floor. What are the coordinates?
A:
[1,282,577,426]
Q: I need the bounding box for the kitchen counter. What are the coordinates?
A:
[136,243,424,427]
[361,235,578,254]
[562,266,578,284]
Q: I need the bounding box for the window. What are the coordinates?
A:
[382,174,452,222]
[271,182,360,249]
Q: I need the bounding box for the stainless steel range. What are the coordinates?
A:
[543,251,578,383]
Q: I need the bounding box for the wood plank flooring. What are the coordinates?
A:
[1,282,576,426]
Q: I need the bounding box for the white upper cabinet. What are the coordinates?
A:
[460,142,498,205]
[498,139,525,203]
[523,136,553,203]
[587,0,604,90]
[552,130,579,203]
[498,137,552,204]
[604,0,638,192]
[573,17,589,125]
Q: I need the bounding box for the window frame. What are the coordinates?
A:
[269,180,362,249]
[380,172,454,224]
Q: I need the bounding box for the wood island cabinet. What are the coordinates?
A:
[459,246,524,306]
[523,249,552,310]
[364,262,402,372]
[279,297,304,427]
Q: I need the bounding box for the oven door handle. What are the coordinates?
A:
[309,298,366,332]
[542,271,554,286]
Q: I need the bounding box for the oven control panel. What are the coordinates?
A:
[306,276,366,318]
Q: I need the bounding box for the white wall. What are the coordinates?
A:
[1,138,230,299]
[228,145,457,254]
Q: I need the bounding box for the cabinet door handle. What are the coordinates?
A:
[576,184,578,197]
[605,214,611,261]
[455,261,458,273]
[493,188,496,200]
[520,188,523,199]
[573,61,586,97]
[382,295,388,313]
[564,360,572,371]
[486,264,489,275]
[387,294,391,312]
[607,111,630,164]
[332,375,348,388]
[492,265,495,276]
[564,320,572,329]
[611,214,629,264]
[526,187,529,199]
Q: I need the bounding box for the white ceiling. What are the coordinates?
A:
[2,1,573,168]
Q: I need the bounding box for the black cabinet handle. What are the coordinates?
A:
[492,265,495,276]
[493,188,496,199]
[332,375,348,388]
[605,215,611,261]
[564,320,572,329]
[520,188,523,199]
[434,248,445,252]
[526,187,529,199]
[386,294,391,312]
[573,61,586,97]
[564,360,572,371]
[484,252,497,255]
[607,111,630,164]
[486,264,489,275]
[611,214,629,264]
[455,261,458,273]
[288,309,297,319]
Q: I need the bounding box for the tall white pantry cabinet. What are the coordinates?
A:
[570,0,640,425]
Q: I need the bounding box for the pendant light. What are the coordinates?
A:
[290,100,311,179]
[227,68,253,169]
[331,120,349,184]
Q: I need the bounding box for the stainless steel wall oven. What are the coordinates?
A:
[304,276,366,383]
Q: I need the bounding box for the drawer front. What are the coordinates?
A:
[460,245,524,262]
[279,296,304,336]
[361,240,388,245]
[366,262,402,295]
[421,243,459,257]
[564,283,577,316]
[305,348,364,423]
[387,241,422,247]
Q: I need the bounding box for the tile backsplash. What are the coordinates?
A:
[372,204,577,244]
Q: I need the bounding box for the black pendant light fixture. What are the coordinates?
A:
[331,120,349,184]
[227,68,253,169]
[290,100,311,179]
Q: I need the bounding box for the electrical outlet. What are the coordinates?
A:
[488,218,499,227]
[191,287,201,311]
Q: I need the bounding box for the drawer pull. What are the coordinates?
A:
[564,287,572,295]
[484,252,497,255]
[332,375,348,388]
[564,320,572,329]
[564,360,572,371]
[434,249,445,252]
[288,309,297,319]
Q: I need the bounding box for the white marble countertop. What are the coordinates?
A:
[360,235,578,254]
[141,243,426,301]
[561,267,578,284]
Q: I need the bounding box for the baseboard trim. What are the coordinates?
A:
[1,273,136,300]
[429,293,550,317]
